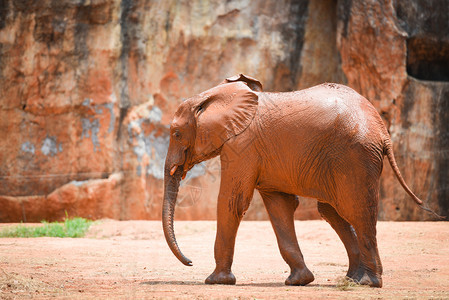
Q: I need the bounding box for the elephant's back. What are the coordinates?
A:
[256,83,387,144]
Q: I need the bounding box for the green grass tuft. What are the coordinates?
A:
[0,217,92,238]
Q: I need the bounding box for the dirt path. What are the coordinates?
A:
[0,220,448,299]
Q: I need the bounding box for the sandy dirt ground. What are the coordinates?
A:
[0,220,448,299]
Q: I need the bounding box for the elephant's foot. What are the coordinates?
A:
[345,263,359,279]
[205,270,236,285]
[349,267,382,288]
[285,267,315,286]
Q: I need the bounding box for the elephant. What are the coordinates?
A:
[162,74,440,288]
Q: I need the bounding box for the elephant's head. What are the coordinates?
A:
[162,74,262,266]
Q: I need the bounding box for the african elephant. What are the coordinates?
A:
[162,74,438,288]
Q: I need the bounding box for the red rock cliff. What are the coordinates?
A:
[0,0,447,221]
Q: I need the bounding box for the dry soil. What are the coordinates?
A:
[0,220,448,299]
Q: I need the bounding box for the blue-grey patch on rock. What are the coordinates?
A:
[81,118,101,152]
[144,132,170,179]
[70,180,88,187]
[82,98,92,106]
[127,118,143,139]
[84,99,115,135]
[148,106,162,123]
[20,141,35,154]
[133,137,146,162]
[104,103,115,133]
[41,136,61,156]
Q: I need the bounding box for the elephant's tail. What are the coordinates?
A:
[384,140,445,219]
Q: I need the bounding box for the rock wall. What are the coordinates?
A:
[336,0,449,220]
[0,0,447,222]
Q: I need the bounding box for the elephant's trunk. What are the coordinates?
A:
[162,163,193,266]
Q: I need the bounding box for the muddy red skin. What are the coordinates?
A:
[162,74,430,288]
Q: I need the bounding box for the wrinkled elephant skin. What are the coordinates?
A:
[162,74,436,288]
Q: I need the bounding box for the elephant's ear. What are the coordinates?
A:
[221,74,263,92]
[194,82,259,157]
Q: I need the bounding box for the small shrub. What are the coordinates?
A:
[0,217,92,238]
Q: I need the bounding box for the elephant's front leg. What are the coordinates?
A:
[260,191,314,286]
[205,175,256,285]
[204,196,241,285]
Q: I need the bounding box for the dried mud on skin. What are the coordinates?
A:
[0,220,448,299]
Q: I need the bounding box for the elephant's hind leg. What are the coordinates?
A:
[340,198,383,287]
[261,191,314,286]
[317,201,360,278]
